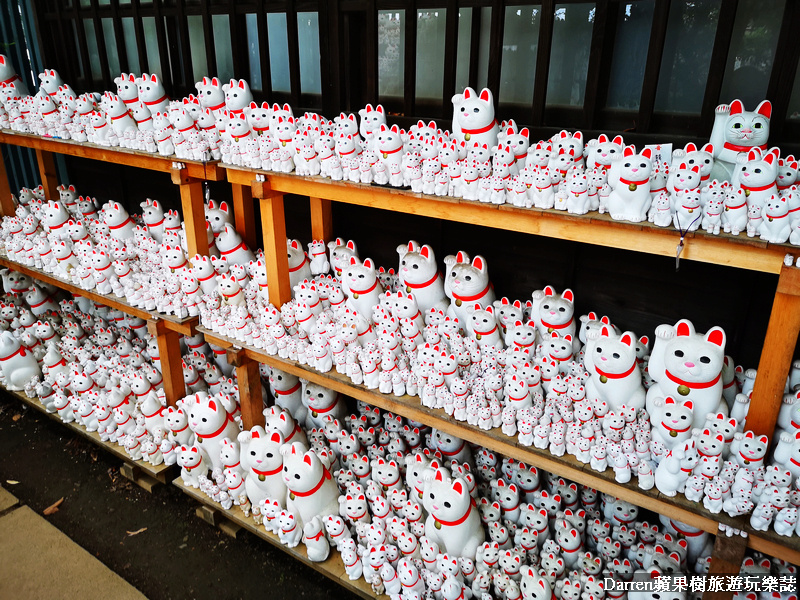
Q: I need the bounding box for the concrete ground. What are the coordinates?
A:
[0,391,361,600]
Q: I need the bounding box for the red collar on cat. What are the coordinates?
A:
[288,256,310,273]
[273,381,301,396]
[594,362,636,379]
[404,271,441,289]
[665,370,721,389]
[461,119,497,136]
[252,463,282,477]
[196,411,235,440]
[619,177,649,186]
[349,278,378,296]
[740,182,775,193]
[433,501,472,527]
[724,142,767,153]
[452,282,492,303]
[539,316,573,331]
[289,467,332,497]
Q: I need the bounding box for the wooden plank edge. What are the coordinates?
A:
[194,326,800,559]
[173,476,381,600]
[254,172,788,274]
[0,256,196,332]
[6,386,174,482]
[0,131,217,176]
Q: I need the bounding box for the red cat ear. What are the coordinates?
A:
[729,99,744,115]
[479,88,491,103]
[756,100,772,119]
[705,327,725,347]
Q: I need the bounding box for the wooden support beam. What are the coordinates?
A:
[705,530,748,600]
[747,265,800,438]
[0,154,15,217]
[148,319,185,406]
[259,194,291,308]
[235,356,266,430]
[175,174,209,259]
[35,149,59,201]
[231,182,257,250]
[309,196,333,243]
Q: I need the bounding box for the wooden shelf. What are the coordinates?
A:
[196,325,800,566]
[0,256,197,336]
[0,131,223,181]
[7,386,174,484]
[173,477,381,600]
[224,168,790,275]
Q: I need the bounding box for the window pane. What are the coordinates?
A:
[298,11,322,95]
[787,60,800,121]
[102,19,121,76]
[268,12,291,93]
[246,14,262,92]
[416,9,447,100]
[719,0,784,108]
[654,0,721,114]
[605,1,655,110]
[121,18,140,74]
[72,21,84,78]
[83,20,102,81]
[476,6,491,90]
[546,3,595,108]
[187,15,208,83]
[455,8,472,92]
[500,5,541,105]
[213,15,234,82]
[378,10,405,99]
[142,17,161,79]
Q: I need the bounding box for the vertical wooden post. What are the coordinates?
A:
[309,196,333,242]
[231,182,257,250]
[228,348,266,430]
[704,530,748,600]
[747,265,800,438]
[173,170,209,258]
[148,319,185,407]
[257,190,292,307]
[0,153,15,217]
[35,149,59,200]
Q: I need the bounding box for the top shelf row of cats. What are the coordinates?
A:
[0,57,795,244]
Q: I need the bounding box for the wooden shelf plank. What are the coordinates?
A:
[224,168,790,275]
[7,387,174,484]
[173,477,382,600]
[0,256,197,335]
[0,131,215,180]
[195,326,800,565]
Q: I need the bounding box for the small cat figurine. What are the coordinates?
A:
[606,146,653,223]
[709,99,771,182]
[451,87,499,150]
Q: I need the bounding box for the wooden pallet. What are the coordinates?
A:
[173,477,383,600]
[7,387,174,491]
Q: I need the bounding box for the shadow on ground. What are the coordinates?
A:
[0,390,362,600]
